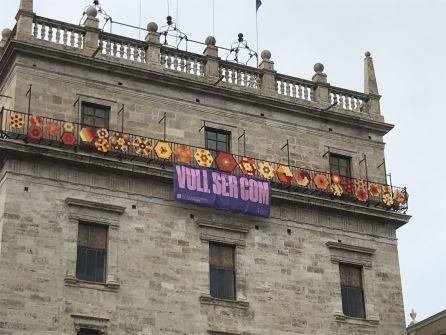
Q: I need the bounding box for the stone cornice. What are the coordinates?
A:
[65,197,126,214]
[0,139,410,228]
[0,39,395,136]
[325,242,376,255]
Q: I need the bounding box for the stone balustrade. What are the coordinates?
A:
[32,16,85,48]
[219,61,261,88]
[276,74,314,101]
[100,32,146,63]
[160,47,205,76]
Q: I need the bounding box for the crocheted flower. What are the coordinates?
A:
[294,168,311,187]
[63,122,75,133]
[95,138,109,153]
[393,189,406,205]
[61,132,76,146]
[215,152,237,172]
[133,137,152,157]
[7,113,24,129]
[355,179,366,190]
[382,185,392,194]
[154,141,173,160]
[313,173,330,190]
[194,148,213,167]
[356,187,368,202]
[111,133,129,152]
[174,145,192,164]
[331,174,341,185]
[96,128,109,139]
[368,183,380,197]
[28,125,43,140]
[239,158,257,176]
[382,193,394,207]
[331,183,343,197]
[276,165,293,183]
[44,122,60,137]
[79,128,94,142]
[30,115,43,127]
[258,161,275,180]
[343,179,355,194]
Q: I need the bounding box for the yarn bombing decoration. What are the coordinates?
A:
[96,128,109,139]
[343,178,355,194]
[44,122,60,137]
[133,137,152,157]
[331,174,341,185]
[60,122,76,145]
[258,161,275,180]
[355,179,368,202]
[294,168,311,187]
[111,133,130,152]
[7,112,24,129]
[239,158,257,176]
[194,148,213,167]
[174,145,192,164]
[331,183,343,197]
[154,141,173,160]
[382,193,394,207]
[28,125,43,140]
[79,128,94,142]
[95,138,110,153]
[276,165,293,183]
[30,115,43,127]
[63,122,75,133]
[215,152,237,173]
[313,173,330,190]
[393,189,406,205]
[368,183,380,197]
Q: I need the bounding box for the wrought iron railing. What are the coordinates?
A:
[0,108,408,212]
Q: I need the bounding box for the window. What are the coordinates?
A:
[205,127,230,152]
[76,223,107,283]
[77,330,101,335]
[340,264,365,318]
[329,154,352,178]
[81,102,110,129]
[209,243,235,300]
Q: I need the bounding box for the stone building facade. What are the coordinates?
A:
[0,1,410,334]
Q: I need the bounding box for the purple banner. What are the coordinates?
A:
[173,164,270,218]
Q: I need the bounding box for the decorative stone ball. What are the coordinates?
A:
[205,36,216,46]
[314,62,324,73]
[147,22,158,32]
[85,5,98,18]
[1,28,12,39]
[365,51,371,57]
[261,50,271,61]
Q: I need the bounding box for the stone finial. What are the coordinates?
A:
[85,5,98,18]
[2,28,12,39]
[314,62,324,73]
[364,51,379,95]
[312,62,327,84]
[205,36,216,47]
[261,49,271,61]
[409,309,417,326]
[19,0,33,12]
[147,22,158,33]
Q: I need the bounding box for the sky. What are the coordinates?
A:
[1,0,445,326]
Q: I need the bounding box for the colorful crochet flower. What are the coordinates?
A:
[382,193,394,207]
[331,183,343,197]
[343,178,355,194]
[79,128,94,142]
[294,168,311,187]
[174,145,192,164]
[393,189,406,205]
[331,174,342,185]
[95,138,109,153]
[355,179,366,191]
[96,128,109,139]
[28,125,43,140]
[239,158,257,176]
[44,122,60,137]
[368,183,380,197]
[382,185,392,194]
[194,148,213,167]
[61,132,76,146]
[133,137,152,157]
[63,122,75,133]
[215,152,237,173]
[258,161,275,180]
[111,133,129,152]
[154,141,173,160]
[30,115,43,127]
[356,188,368,202]
[313,173,330,190]
[276,165,293,183]
[8,112,24,129]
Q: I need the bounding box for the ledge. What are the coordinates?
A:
[326,242,376,255]
[334,312,379,327]
[64,276,120,292]
[199,294,249,310]
[197,220,249,234]
[65,197,126,214]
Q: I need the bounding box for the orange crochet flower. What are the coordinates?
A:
[79,128,94,142]
[294,168,311,187]
[258,161,275,180]
[28,125,43,140]
[393,189,406,205]
[331,183,343,197]
[194,148,213,167]
[154,141,173,160]
[368,183,380,197]
[239,158,257,176]
[44,122,60,137]
[61,132,76,146]
[7,113,24,129]
[276,165,293,183]
[313,173,330,190]
[133,137,152,157]
[215,152,237,172]
[96,128,109,139]
[382,193,394,207]
[111,133,129,152]
[175,145,192,164]
[63,122,75,133]
[95,138,109,153]
[331,174,341,185]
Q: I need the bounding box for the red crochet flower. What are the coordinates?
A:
[343,179,355,194]
[61,132,76,146]
[28,125,43,140]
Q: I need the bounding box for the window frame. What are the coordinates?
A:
[339,263,366,319]
[329,153,352,178]
[209,242,236,301]
[75,222,108,284]
[204,127,231,153]
[80,101,110,129]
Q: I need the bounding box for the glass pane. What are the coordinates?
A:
[206,130,216,140]
[81,104,94,116]
[210,267,235,300]
[217,141,228,152]
[342,287,365,318]
[339,167,348,177]
[90,225,107,250]
[96,251,106,283]
[340,264,362,288]
[217,133,227,142]
[95,109,106,118]
[77,224,89,247]
[209,244,234,269]
[85,249,96,282]
[82,116,94,127]
[206,140,217,151]
[76,247,86,279]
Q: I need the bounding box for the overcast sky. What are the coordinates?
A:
[1,0,445,325]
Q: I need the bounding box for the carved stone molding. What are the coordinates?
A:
[71,314,109,335]
[196,219,248,248]
[200,294,249,310]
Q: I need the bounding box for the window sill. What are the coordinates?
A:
[64,276,120,291]
[199,294,249,310]
[334,312,379,327]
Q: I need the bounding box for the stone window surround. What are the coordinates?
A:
[197,219,250,309]
[326,241,380,327]
[199,119,239,156]
[72,314,109,335]
[76,94,118,130]
[64,197,125,291]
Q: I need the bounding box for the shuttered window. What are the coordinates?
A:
[340,264,365,318]
[76,223,107,283]
[209,243,235,300]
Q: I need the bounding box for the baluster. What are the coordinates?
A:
[70,30,75,46]
[301,85,307,100]
[280,80,285,95]
[33,23,38,37]
[126,45,131,59]
[229,69,235,83]
[105,39,111,55]
[275,80,279,92]
[134,47,139,61]
[173,55,179,70]
[112,41,118,57]
[285,81,290,96]
[185,58,191,74]
[192,60,198,75]
[166,54,172,69]
[40,22,46,40]
[224,68,229,82]
[55,26,61,43]
[160,52,165,66]
[348,96,353,110]
[291,83,296,98]
[141,49,146,63]
[47,25,53,42]
[308,86,313,101]
[78,33,83,48]
[199,62,204,76]
[119,44,124,57]
[180,58,186,72]
[62,29,67,45]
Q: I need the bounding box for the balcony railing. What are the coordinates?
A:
[0,107,408,213]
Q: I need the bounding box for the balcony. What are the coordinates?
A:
[0,108,408,213]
